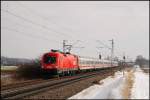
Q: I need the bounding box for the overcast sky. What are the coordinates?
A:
[1,1,149,60]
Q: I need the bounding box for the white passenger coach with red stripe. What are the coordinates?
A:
[78,56,118,70]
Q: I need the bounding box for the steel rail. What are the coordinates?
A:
[1,67,117,99]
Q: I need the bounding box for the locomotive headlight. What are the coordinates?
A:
[55,66,58,68]
[41,66,44,68]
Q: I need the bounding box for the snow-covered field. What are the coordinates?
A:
[69,65,149,99]
[1,66,18,71]
[131,66,149,99]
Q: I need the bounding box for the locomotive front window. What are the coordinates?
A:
[44,55,56,64]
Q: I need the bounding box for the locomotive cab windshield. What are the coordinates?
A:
[44,55,56,64]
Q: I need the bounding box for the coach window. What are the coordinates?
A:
[82,61,84,65]
[93,61,95,64]
[80,60,82,64]
[87,61,89,65]
[85,61,86,64]
[89,61,91,64]
[84,61,86,65]
[86,60,87,64]
[90,61,92,64]
[79,60,82,64]
[92,61,93,64]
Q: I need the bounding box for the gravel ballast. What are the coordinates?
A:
[24,68,120,99]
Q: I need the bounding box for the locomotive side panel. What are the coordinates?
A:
[56,53,78,71]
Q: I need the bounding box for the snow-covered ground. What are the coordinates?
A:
[69,66,149,99]
[131,66,149,99]
[69,71,125,99]
[1,66,18,71]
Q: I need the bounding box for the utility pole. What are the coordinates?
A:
[123,52,126,76]
[96,47,104,59]
[109,39,114,67]
[63,40,72,53]
[63,40,67,53]
[96,39,114,62]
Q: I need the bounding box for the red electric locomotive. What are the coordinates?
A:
[41,49,78,75]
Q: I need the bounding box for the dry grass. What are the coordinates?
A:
[16,64,43,79]
[92,79,104,85]
[1,61,43,85]
[121,70,135,99]
[1,76,15,86]
[111,74,115,78]
[141,68,149,74]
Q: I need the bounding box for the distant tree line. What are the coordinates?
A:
[1,56,37,66]
[135,55,149,67]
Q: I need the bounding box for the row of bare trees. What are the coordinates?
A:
[135,55,149,68]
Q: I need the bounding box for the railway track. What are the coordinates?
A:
[1,75,64,91]
[1,73,91,91]
[1,79,43,91]
[1,67,118,99]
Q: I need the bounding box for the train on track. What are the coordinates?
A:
[41,49,118,75]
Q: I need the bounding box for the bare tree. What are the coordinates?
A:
[135,55,149,67]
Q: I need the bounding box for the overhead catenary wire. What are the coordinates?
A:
[96,40,112,59]
[62,40,84,53]
[96,40,111,50]
[2,26,60,43]
[1,2,129,60]
[96,40,126,60]
[17,1,77,39]
[1,9,72,39]
[1,7,84,53]
[2,17,65,41]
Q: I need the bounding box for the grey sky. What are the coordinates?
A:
[1,1,149,60]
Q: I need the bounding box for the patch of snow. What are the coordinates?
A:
[69,71,125,99]
[1,66,18,70]
[131,67,149,99]
[69,66,149,99]
[133,65,140,68]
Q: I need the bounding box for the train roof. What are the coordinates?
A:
[78,56,118,63]
[45,49,77,56]
[79,56,106,61]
